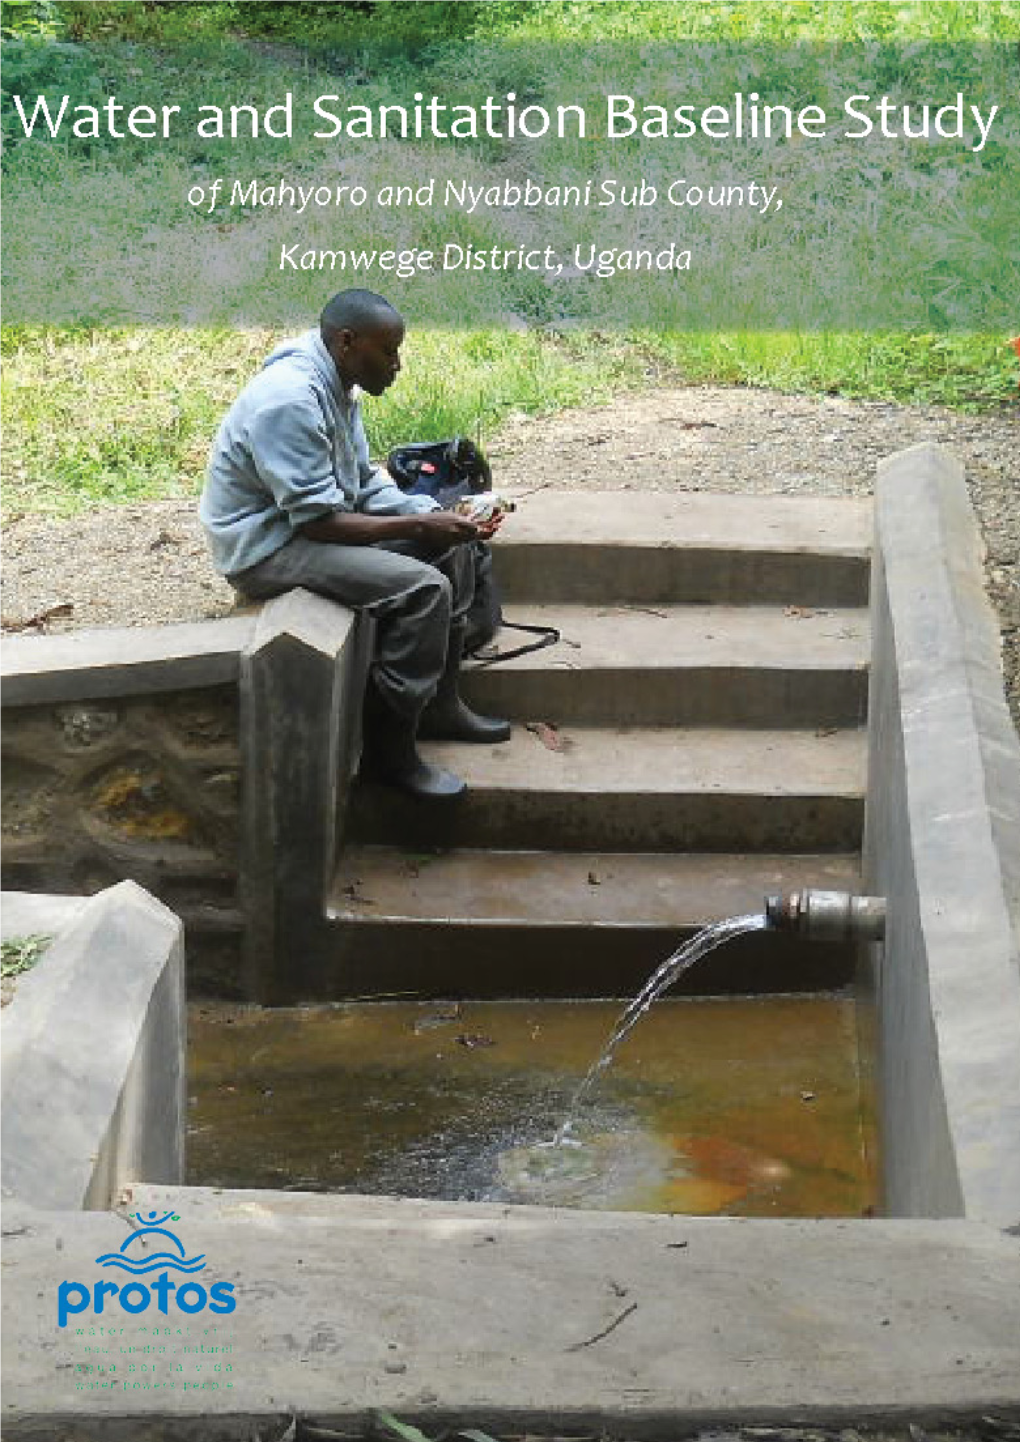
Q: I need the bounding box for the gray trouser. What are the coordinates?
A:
[230,536,475,720]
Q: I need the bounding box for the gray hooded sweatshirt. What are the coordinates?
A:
[200,329,437,578]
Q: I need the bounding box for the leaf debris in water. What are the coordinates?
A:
[412,1004,461,1035]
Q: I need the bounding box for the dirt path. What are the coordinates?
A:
[3,384,1017,729]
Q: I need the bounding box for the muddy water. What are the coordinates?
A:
[187,995,875,1217]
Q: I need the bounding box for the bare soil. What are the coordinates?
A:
[2,384,1017,730]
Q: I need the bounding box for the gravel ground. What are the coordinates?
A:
[2,384,1017,730]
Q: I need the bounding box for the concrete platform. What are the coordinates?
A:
[350,726,867,853]
[496,491,871,605]
[463,602,869,727]
[337,495,871,995]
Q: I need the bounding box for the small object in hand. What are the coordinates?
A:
[454,494,516,524]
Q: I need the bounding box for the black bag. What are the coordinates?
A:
[386,437,492,510]
[387,437,559,665]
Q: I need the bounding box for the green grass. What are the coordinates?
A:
[0,325,641,515]
[634,331,1019,407]
[2,324,1014,518]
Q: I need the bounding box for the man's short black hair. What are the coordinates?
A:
[320,289,402,341]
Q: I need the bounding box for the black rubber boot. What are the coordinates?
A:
[360,680,465,800]
[418,631,512,744]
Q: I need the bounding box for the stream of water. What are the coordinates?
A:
[552,914,769,1146]
[499,914,773,1202]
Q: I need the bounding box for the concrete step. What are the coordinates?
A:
[464,602,869,727]
[324,847,861,997]
[348,725,866,854]
[494,491,871,606]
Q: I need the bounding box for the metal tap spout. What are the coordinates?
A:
[765,889,886,942]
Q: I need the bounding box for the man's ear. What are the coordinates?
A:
[324,326,352,363]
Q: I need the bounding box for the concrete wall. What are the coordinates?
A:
[1,598,369,1001]
[1,619,250,994]
[1,881,186,1211]
[863,442,1020,1227]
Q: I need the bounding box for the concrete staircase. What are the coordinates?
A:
[329,492,872,998]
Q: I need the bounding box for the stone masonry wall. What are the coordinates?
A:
[1,685,242,995]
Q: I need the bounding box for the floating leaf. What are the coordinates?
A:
[412,1005,461,1034]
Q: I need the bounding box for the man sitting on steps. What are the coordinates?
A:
[199,287,511,799]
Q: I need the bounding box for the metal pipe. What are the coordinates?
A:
[764,889,886,943]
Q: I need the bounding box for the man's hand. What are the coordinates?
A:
[412,510,481,550]
[473,510,505,541]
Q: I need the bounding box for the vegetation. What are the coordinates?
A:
[2,325,642,514]
[0,933,52,979]
[5,2,1019,45]
[372,1408,500,1442]
[1,1,1016,518]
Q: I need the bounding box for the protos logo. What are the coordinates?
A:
[58,1210,237,1328]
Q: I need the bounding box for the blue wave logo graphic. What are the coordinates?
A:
[95,1210,206,1276]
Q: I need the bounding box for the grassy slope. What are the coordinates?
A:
[2,1,1017,517]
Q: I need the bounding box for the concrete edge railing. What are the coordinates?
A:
[239,589,372,1000]
[3,1201,1019,1431]
[0,615,257,706]
[0,881,185,1211]
[863,442,1020,1228]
